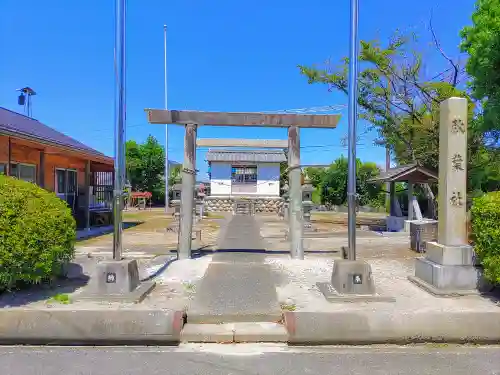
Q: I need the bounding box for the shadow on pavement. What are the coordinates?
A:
[0,263,89,308]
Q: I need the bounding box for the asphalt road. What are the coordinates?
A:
[1,344,500,374]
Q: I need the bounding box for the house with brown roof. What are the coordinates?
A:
[0,107,114,228]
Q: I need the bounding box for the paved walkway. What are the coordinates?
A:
[217,215,267,251]
[188,215,281,323]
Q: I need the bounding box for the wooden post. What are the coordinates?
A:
[288,126,303,259]
[38,150,45,188]
[390,181,396,216]
[6,137,11,176]
[84,161,91,230]
[385,147,390,212]
[178,124,197,259]
[407,182,414,220]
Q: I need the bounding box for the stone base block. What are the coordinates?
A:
[78,259,155,303]
[410,257,480,296]
[330,259,376,295]
[317,282,395,303]
[426,242,474,266]
[386,216,406,232]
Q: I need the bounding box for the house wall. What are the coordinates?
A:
[209,161,280,197]
[257,163,280,196]
[0,135,111,191]
[210,162,232,196]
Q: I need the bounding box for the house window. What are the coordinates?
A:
[0,163,5,175]
[9,163,36,183]
[231,165,257,184]
[55,169,78,209]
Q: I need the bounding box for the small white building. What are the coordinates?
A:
[204,149,286,212]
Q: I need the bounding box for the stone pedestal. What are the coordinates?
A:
[409,220,438,252]
[317,259,395,302]
[77,259,155,302]
[386,216,406,232]
[409,97,479,296]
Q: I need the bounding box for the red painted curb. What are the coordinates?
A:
[283,311,296,336]
[172,311,185,335]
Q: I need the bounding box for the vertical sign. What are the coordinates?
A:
[438,98,468,246]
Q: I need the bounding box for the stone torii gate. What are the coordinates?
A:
[146,109,341,260]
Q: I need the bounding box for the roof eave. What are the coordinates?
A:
[0,128,114,165]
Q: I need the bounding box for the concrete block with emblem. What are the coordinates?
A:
[77,259,155,302]
[330,259,376,295]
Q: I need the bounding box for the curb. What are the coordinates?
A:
[0,309,184,345]
[284,310,500,344]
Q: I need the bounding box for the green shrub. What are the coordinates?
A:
[0,175,76,291]
[471,191,500,284]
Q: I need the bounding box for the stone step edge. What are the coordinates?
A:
[186,311,283,324]
[181,322,288,343]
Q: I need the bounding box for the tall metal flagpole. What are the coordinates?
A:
[113,0,126,261]
[164,24,170,212]
[347,0,360,261]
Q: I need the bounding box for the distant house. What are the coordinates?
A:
[0,107,114,228]
[206,149,285,197]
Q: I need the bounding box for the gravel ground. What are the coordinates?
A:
[265,254,500,313]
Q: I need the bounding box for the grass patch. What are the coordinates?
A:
[280,302,296,311]
[206,213,226,219]
[183,282,196,292]
[423,342,449,348]
[48,293,71,304]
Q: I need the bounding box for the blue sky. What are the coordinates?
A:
[0,0,474,180]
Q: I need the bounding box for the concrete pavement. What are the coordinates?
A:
[1,345,500,374]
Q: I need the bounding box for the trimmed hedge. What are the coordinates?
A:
[471,191,500,284]
[0,175,76,291]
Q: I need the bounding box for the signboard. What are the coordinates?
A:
[106,272,117,283]
[352,274,362,285]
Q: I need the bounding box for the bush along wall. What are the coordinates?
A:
[0,175,76,291]
[471,191,500,285]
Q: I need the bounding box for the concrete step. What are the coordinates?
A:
[181,322,288,343]
[187,311,283,324]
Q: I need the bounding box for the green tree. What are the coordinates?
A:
[299,31,500,196]
[303,167,325,187]
[460,0,500,136]
[321,156,349,206]
[279,148,289,193]
[315,157,383,207]
[168,164,182,187]
[126,135,166,204]
[357,161,385,207]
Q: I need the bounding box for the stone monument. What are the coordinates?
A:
[409,97,479,295]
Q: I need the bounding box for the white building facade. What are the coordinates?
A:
[204,149,286,212]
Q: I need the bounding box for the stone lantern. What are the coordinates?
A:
[194,183,206,220]
[302,178,314,230]
[172,183,182,217]
[281,183,290,221]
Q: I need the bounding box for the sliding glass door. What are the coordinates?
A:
[56,169,78,209]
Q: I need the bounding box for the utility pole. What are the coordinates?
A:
[113,0,126,261]
[385,79,392,212]
[164,24,170,212]
[346,0,360,261]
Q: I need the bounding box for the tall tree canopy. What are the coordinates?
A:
[304,156,384,207]
[299,31,500,195]
[126,135,167,203]
[461,0,500,135]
